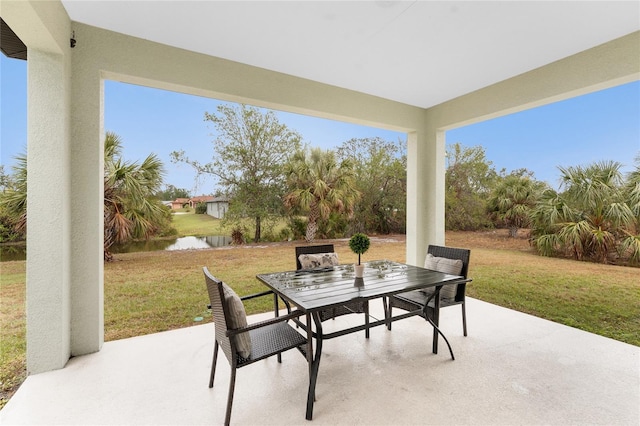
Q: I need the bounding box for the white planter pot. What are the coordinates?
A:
[354,264,365,278]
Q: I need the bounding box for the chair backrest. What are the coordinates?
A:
[203,267,235,363]
[427,245,471,301]
[295,244,335,270]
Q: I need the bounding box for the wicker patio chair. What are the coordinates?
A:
[386,245,471,336]
[203,267,308,426]
[295,244,370,338]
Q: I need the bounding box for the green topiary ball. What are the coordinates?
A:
[349,233,370,264]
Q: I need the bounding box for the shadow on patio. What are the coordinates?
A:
[1,298,638,425]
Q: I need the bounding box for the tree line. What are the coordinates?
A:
[0,104,406,258]
[170,104,406,244]
[1,103,638,265]
[446,142,640,265]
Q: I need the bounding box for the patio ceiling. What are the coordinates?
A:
[60,1,640,109]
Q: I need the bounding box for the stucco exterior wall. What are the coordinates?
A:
[26,48,73,373]
[69,38,105,359]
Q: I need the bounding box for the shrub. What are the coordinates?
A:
[195,202,207,214]
[317,213,349,239]
[287,217,307,240]
[230,226,246,245]
[0,208,22,243]
[278,227,293,241]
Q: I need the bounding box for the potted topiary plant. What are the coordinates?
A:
[349,233,370,278]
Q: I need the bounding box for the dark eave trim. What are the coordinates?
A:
[1,17,27,61]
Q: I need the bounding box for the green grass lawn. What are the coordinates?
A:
[169,211,289,240]
[465,248,640,343]
[1,232,638,409]
[170,211,227,236]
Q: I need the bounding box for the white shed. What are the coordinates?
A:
[206,197,229,219]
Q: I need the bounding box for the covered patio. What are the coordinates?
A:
[2,298,638,425]
[0,2,638,422]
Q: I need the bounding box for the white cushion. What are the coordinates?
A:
[298,252,339,269]
[424,253,464,300]
[222,282,251,358]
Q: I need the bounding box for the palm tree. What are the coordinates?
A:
[0,153,27,235]
[0,133,169,259]
[103,132,167,260]
[284,148,360,242]
[530,161,635,263]
[620,154,640,264]
[487,174,544,237]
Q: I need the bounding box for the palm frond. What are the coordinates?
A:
[619,234,640,265]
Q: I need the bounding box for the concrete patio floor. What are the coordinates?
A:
[1,297,638,425]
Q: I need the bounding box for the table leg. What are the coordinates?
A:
[305,313,313,407]
[306,312,323,420]
[432,286,440,354]
[382,296,389,329]
[364,302,370,339]
[274,294,282,363]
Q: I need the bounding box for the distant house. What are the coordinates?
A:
[171,198,190,210]
[205,197,230,219]
[188,195,215,209]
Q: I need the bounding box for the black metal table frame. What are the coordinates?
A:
[256,260,469,421]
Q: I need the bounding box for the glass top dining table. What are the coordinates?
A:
[256,260,468,420]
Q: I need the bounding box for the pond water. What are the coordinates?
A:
[0,235,232,262]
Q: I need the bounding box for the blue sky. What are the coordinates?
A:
[2,54,639,194]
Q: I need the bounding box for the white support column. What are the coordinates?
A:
[2,0,76,374]
[405,125,446,266]
[25,49,72,373]
[432,129,447,246]
[4,0,102,372]
[69,26,104,356]
[405,131,420,266]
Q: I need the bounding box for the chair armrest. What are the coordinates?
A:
[206,289,275,310]
[241,289,293,317]
[241,289,293,315]
[226,309,305,337]
[240,290,274,301]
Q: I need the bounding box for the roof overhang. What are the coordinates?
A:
[1,17,27,60]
